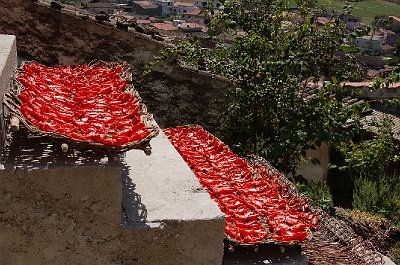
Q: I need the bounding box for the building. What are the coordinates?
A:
[181,7,202,18]
[132,1,161,16]
[81,0,115,14]
[178,0,221,8]
[381,44,396,56]
[338,13,362,31]
[171,2,195,15]
[178,22,205,32]
[354,35,383,55]
[155,0,173,17]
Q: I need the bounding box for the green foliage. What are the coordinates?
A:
[332,118,400,219]
[341,45,359,54]
[395,39,400,56]
[353,173,400,219]
[335,118,399,177]
[373,65,400,90]
[296,179,333,210]
[318,0,400,24]
[148,0,367,174]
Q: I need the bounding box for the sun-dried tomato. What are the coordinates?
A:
[163,126,319,244]
[18,62,150,147]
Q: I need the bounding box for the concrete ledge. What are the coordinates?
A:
[1,125,225,265]
[0,34,17,155]
[0,162,122,264]
[0,33,225,264]
[0,34,16,101]
[1,131,123,264]
[122,130,225,264]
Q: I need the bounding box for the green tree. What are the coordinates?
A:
[395,39,400,57]
[149,0,367,174]
[333,118,400,218]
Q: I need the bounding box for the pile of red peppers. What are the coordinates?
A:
[164,126,320,244]
[18,62,150,146]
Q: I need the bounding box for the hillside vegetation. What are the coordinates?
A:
[318,0,400,23]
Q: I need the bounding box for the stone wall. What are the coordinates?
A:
[0,131,225,265]
[0,0,230,133]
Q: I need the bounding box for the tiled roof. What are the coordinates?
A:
[151,22,177,31]
[173,2,194,7]
[86,2,114,8]
[183,7,202,16]
[134,1,159,9]
[301,85,400,140]
[136,19,152,24]
[381,44,395,51]
[363,110,400,140]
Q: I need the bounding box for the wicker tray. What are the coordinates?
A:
[3,60,159,154]
[168,124,317,246]
[236,155,383,264]
[227,155,316,247]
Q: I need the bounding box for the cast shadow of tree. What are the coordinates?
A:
[2,131,109,172]
[120,156,149,229]
[2,130,149,228]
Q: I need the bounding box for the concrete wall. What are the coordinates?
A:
[0,35,16,104]
[0,35,225,264]
[0,34,17,155]
[122,129,225,265]
[0,0,230,133]
[0,131,123,264]
[0,132,225,265]
[296,142,329,180]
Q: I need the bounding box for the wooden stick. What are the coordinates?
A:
[61,143,69,153]
[10,116,20,132]
[144,145,152,156]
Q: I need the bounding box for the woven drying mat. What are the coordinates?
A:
[173,125,315,247]
[3,60,159,154]
[302,210,384,264]
[241,155,383,263]
[228,154,315,247]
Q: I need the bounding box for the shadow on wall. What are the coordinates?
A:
[2,130,109,172]
[120,156,149,229]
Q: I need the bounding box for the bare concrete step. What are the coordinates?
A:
[122,129,225,264]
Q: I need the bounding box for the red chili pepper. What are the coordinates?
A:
[290,223,308,232]
[290,231,309,241]
[128,129,150,142]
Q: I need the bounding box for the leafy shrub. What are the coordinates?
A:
[296,179,333,210]
[353,173,400,220]
[332,118,400,220]
[341,45,359,54]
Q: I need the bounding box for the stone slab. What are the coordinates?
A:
[123,130,224,223]
[122,129,225,264]
[0,34,16,104]
[382,253,396,265]
[0,164,122,265]
[0,34,17,156]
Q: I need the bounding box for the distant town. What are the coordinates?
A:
[59,0,400,80]
[70,0,220,37]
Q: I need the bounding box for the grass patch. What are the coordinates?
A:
[289,0,400,24]
[322,0,400,23]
